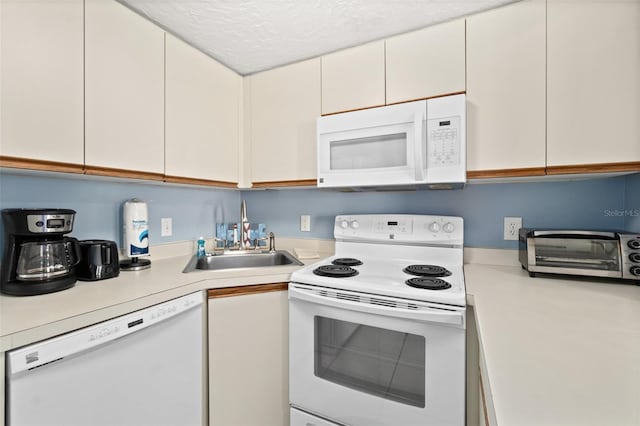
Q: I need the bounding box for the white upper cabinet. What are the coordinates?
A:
[547,0,640,167]
[84,0,164,174]
[466,0,546,173]
[0,0,84,165]
[165,34,241,184]
[321,41,385,114]
[248,58,321,184]
[386,19,466,104]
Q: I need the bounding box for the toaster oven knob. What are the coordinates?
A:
[628,239,640,250]
[629,253,640,263]
[443,222,455,233]
[630,266,640,277]
[428,222,441,232]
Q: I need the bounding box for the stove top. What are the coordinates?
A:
[292,254,465,306]
[290,214,466,307]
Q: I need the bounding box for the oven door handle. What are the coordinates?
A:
[289,285,464,326]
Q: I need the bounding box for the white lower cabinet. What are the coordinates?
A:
[208,285,289,426]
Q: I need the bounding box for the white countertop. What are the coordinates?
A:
[465,263,640,426]
[0,253,309,351]
[3,245,640,426]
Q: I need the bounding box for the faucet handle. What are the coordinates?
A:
[253,236,268,250]
[213,238,227,253]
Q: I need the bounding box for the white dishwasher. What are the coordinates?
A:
[5,291,205,426]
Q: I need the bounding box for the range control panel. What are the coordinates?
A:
[334,214,463,245]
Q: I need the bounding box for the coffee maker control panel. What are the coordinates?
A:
[27,213,74,233]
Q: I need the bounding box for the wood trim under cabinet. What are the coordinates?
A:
[251,179,317,188]
[208,282,288,298]
[0,155,84,174]
[385,90,467,107]
[84,165,164,181]
[163,175,238,188]
[320,91,467,116]
[467,167,546,179]
[546,161,640,175]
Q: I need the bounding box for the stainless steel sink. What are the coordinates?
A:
[182,250,303,273]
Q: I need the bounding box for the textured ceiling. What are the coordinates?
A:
[118,0,518,76]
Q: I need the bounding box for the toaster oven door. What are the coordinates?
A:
[529,235,622,277]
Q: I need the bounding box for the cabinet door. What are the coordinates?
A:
[85,0,164,175]
[208,287,289,426]
[547,0,640,167]
[321,41,385,114]
[386,19,465,104]
[466,0,546,175]
[249,59,320,184]
[165,34,241,185]
[0,0,83,166]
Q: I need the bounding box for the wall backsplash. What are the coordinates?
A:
[0,171,638,257]
[624,173,640,232]
[243,174,639,248]
[0,171,240,251]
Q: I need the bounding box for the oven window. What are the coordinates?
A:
[314,316,425,408]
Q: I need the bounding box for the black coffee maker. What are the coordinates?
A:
[1,208,81,296]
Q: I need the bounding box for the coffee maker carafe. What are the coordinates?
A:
[1,209,80,296]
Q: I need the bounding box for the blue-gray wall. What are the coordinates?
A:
[0,171,240,248]
[625,173,640,232]
[0,170,638,253]
[243,174,638,248]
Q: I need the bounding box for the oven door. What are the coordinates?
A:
[289,283,465,426]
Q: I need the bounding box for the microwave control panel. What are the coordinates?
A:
[427,115,461,167]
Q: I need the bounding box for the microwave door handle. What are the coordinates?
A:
[413,111,425,182]
[289,285,463,326]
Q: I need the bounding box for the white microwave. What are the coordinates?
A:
[317,94,466,189]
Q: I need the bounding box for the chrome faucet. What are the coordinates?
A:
[268,232,276,253]
[240,200,250,250]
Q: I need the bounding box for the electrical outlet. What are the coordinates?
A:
[300,215,311,232]
[161,218,172,237]
[503,217,522,240]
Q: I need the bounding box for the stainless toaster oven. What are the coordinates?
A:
[519,229,640,281]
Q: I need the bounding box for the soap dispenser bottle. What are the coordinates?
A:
[197,237,206,257]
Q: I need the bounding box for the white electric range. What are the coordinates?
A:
[289,214,466,426]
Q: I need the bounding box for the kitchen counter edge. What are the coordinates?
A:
[465,263,640,426]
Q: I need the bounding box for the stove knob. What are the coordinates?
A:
[350,220,360,229]
[339,220,349,229]
[428,222,441,232]
[443,222,455,233]
[628,239,640,250]
[630,253,640,263]
[630,265,640,277]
